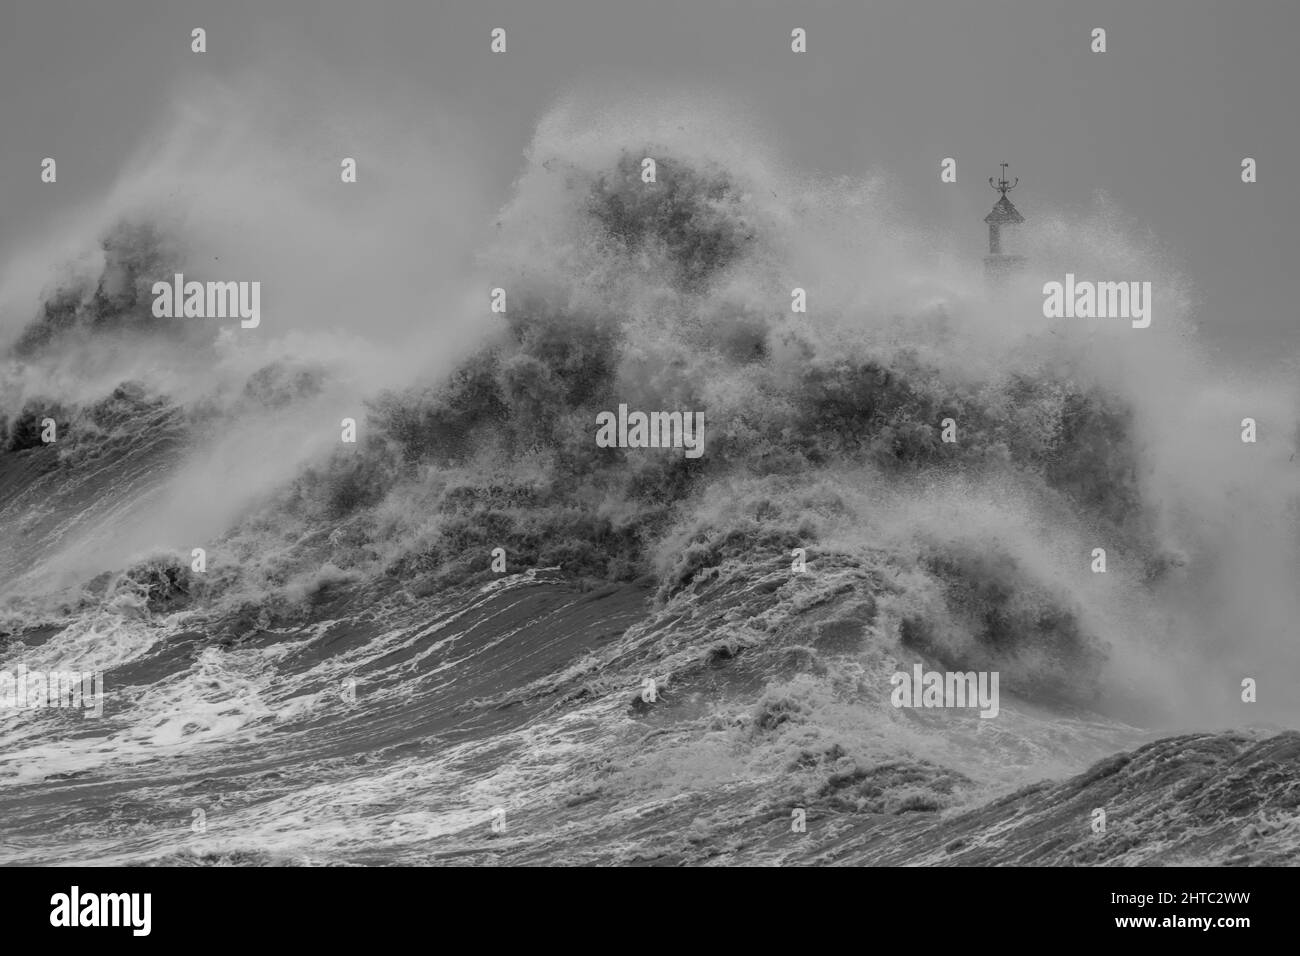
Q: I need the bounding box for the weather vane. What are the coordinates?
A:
[989,163,1019,198]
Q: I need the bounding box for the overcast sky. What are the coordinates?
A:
[1,0,1295,364]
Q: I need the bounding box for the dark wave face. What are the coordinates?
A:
[1,86,1298,866]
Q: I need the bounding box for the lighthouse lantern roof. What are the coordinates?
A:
[984,195,1025,224]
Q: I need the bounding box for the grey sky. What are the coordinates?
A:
[1,0,1295,363]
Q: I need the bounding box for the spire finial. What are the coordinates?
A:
[989,162,1018,198]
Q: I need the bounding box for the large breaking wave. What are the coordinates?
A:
[1,82,1298,865]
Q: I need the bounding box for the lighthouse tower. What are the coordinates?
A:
[984,163,1025,285]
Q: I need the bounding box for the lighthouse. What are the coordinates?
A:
[984,163,1025,284]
